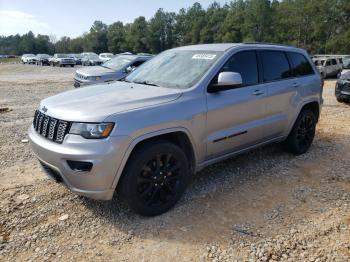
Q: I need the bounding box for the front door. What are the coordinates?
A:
[206,50,268,159]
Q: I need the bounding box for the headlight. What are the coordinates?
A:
[69,123,114,139]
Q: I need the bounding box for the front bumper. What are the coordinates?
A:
[28,125,131,200]
[335,81,350,100]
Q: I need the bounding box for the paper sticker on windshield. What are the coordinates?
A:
[192,54,216,60]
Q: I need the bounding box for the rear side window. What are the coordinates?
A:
[261,51,291,82]
[288,52,314,76]
[331,59,337,65]
[220,51,259,86]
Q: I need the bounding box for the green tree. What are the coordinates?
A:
[107,21,126,53]
[148,9,175,53]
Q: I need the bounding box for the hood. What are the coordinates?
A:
[39,82,182,122]
[76,66,115,76]
[340,69,350,80]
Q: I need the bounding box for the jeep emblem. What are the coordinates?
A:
[42,106,48,113]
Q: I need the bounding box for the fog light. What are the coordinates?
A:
[67,160,93,172]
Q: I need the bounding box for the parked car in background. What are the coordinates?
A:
[29,43,322,216]
[342,56,350,69]
[35,54,51,66]
[21,54,36,64]
[335,70,350,103]
[99,53,114,62]
[81,53,103,66]
[50,54,75,67]
[313,57,342,78]
[68,54,83,65]
[74,54,152,87]
[81,52,97,57]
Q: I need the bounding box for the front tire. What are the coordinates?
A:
[119,141,190,216]
[285,109,316,155]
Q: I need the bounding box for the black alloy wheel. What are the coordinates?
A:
[119,141,190,216]
[285,109,316,155]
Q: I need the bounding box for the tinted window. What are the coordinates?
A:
[261,51,291,82]
[331,59,337,65]
[325,60,331,66]
[220,51,258,86]
[288,52,314,76]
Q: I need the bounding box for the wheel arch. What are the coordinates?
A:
[286,100,320,137]
[111,128,197,190]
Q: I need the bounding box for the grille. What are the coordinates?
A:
[76,73,88,80]
[33,110,70,144]
[341,82,350,92]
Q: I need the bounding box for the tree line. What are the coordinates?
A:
[1,0,349,56]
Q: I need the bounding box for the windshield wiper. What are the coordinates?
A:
[132,80,160,87]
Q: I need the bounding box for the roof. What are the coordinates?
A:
[173,42,304,52]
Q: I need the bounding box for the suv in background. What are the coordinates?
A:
[35,54,51,66]
[313,57,342,78]
[29,43,322,216]
[68,54,83,65]
[50,54,75,67]
[335,70,350,103]
[99,53,114,62]
[74,54,153,88]
[81,53,103,66]
[342,56,350,69]
[21,54,36,64]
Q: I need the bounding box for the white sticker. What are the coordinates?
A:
[192,54,216,60]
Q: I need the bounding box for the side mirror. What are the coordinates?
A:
[125,66,133,73]
[208,72,243,93]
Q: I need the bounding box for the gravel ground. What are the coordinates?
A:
[0,64,349,261]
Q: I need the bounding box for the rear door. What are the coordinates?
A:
[259,50,297,139]
[206,50,269,158]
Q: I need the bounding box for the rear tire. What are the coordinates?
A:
[119,141,190,216]
[285,109,316,155]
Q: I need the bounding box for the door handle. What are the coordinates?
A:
[253,90,264,96]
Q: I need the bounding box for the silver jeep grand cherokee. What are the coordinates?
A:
[29,43,323,216]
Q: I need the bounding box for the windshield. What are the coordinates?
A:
[68,54,82,58]
[102,54,113,58]
[102,55,133,70]
[125,50,223,89]
[86,54,99,59]
[56,54,68,58]
[38,54,50,58]
[314,60,325,66]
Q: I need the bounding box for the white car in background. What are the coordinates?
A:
[21,54,36,64]
[99,53,114,62]
[313,57,343,78]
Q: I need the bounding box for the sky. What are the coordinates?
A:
[0,0,228,39]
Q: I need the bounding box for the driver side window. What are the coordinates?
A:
[220,51,259,86]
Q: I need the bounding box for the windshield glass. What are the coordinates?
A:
[38,54,50,58]
[102,54,113,58]
[314,60,325,66]
[102,55,133,70]
[86,54,99,59]
[56,54,68,58]
[125,50,223,89]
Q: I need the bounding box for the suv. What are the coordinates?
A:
[313,57,342,78]
[81,53,103,66]
[335,70,350,103]
[29,43,322,216]
[50,54,75,67]
[74,54,153,88]
[21,54,36,64]
[35,54,51,66]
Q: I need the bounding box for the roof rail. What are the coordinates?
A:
[243,42,294,48]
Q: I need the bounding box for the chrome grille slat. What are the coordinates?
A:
[32,110,70,144]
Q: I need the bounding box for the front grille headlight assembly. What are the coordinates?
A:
[69,123,114,139]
